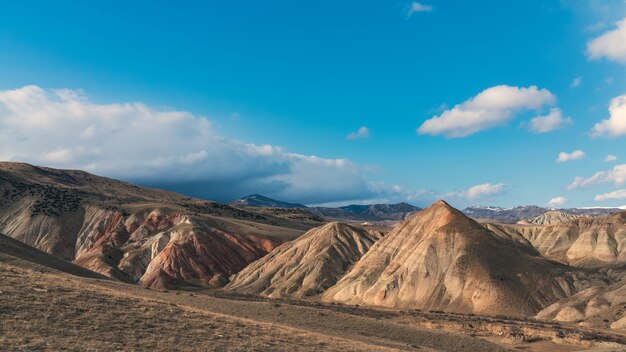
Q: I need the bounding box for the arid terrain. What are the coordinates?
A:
[2,233,626,352]
[4,162,626,351]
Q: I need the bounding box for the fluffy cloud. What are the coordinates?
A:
[557,150,585,162]
[546,196,567,207]
[529,108,572,133]
[587,16,626,63]
[446,183,505,201]
[594,189,626,201]
[591,94,626,138]
[0,86,395,204]
[407,2,433,17]
[417,85,556,138]
[605,154,618,162]
[570,77,582,88]
[568,164,626,190]
[346,126,370,140]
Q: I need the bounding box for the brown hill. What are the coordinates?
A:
[486,211,626,268]
[0,162,321,289]
[321,200,603,317]
[226,222,382,298]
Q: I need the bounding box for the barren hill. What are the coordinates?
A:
[322,200,603,317]
[0,162,321,289]
[227,222,382,298]
[486,211,626,268]
[519,210,583,225]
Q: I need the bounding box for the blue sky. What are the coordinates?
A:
[1,0,626,208]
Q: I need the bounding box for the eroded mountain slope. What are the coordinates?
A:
[322,201,604,317]
[0,162,320,289]
[227,222,382,298]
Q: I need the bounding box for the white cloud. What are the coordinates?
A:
[407,2,433,17]
[557,150,585,162]
[446,183,505,201]
[0,86,395,204]
[570,77,582,88]
[546,196,567,207]
[591,94,626,138]
[594,189,626,201]
[417,85,556,138]
[346,126,370,140]
[605,154,618,162]
[568,164,626,190]
[528,108,572,133]
[587,16,626,63]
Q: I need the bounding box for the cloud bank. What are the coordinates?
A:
[546,196,567,207]
[407,2,433,17]
[557,150,585,163]
[591,94,626,138]
[568,164,626,190]
[417,85,556,138]
[445,183,505,201]
[529,108,572,133]
[0,86,397,204]
[346,126,370,140]
[587,16,626,63]
[594,189,626,201]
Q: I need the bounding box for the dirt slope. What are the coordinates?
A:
[227,222,382,298]
[322,200,603,317]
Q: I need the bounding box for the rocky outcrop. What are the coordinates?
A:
[226,222,382,298]
[140,224,270,289]
[321,201,603,317]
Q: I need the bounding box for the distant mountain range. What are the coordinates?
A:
[462,205,626,223]
[230,194,421,222]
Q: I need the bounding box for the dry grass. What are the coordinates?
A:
[0,262,396,352]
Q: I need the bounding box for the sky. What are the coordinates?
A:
[1,0,626,208]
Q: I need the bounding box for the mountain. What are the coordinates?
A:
[230,194,307,209]
[464,205,624,223]
[231,194,421,222]
[462,205,548,223]
[310,202,421,222]
[486,211,626,268]
[226,222,382,298]
[0,162,318,289]
[321,200,602,317]
[518,210,583,225]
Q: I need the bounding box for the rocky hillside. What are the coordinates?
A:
[321,201,603,317]
[519,210,583,225]
[226,222,382,298]
[486,212,626,268]
[0,162,320,289]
